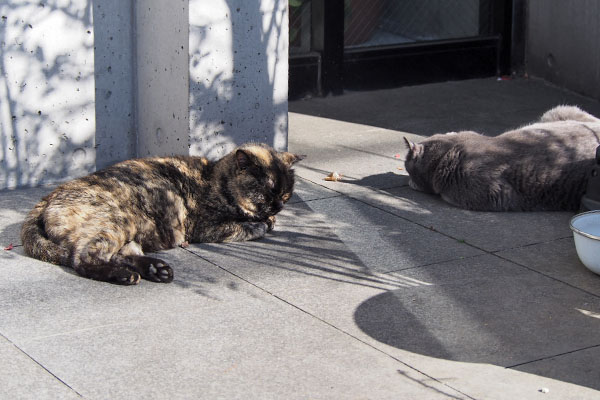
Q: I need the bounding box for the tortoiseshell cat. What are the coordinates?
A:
[403,106,600,211]
[21,143,303,285]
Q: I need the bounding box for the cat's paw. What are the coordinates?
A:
[148,260,174,283]
[408,178,423,192]
[265,215,276,232]
[111,269,141,285]
[243,221,268,240]
[137,257,174,283]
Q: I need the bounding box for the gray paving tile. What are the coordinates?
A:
[0,247,235,341]
[288,176,340,203]
[6,252,466,399]
[188,206,408,297]
[190,199,482,288]
[428,363,600,400]
[0,186,54,246]
[349,185,574,252]
[17,310,466,400]
[497,237,600,296]
[1,237,466,399]
[289,112,415,192]
[294,163,409,196]
[512,345,600,391]
[356,255,600,396]
[305,196,484,271]
[0,336,81,400]
[209,226,600,378]
[188,204,600,396]
[352,254,600,370]
[0,186,53,214]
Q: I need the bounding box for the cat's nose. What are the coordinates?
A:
[274,200,284,212]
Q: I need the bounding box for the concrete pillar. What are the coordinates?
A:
[135,0,189,157]
[93,0,136,169]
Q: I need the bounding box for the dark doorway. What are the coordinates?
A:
[289,0,515,99]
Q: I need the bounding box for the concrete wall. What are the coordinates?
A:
[0,0,96,189]
[189,0,289,159]
[0,0,288,189]
[525,0,600,100]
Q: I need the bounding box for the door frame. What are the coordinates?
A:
[289,0,516,99]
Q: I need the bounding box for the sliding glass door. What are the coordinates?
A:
[289,0,514,99]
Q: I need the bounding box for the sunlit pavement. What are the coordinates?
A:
[2,77,600,399]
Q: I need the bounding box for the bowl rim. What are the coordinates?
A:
[570,210,600,240]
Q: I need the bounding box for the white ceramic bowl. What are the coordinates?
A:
[570,211,600,275]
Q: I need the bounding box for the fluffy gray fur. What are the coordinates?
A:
[403,106,600,211]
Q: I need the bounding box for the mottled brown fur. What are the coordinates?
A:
[21,143,303,285]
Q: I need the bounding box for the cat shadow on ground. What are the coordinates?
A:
[344,172,409,189]
[295,164,409,191]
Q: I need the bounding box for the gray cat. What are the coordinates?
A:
[403,106,600,211]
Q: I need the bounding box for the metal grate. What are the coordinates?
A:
[345,0,492,48]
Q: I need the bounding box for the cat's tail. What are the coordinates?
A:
[540,105,600,123]
[21,199,69,265]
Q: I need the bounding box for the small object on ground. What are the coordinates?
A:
[4,243,13,251]
[539,387,550,393]
[397,167,403,170]
[394,153,402,159]
[179,241,189,248]
[324,171,343,182]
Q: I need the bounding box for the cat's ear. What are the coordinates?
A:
[404,137,418,153]
[278,152,305,167]
[236,150,254,170]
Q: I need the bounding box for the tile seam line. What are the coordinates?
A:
[299,176,598,295]
[181,247,477,400]
[383,252,490,274]
[0,332,83,397]
[288,194,343,204]
[505,343,600,369]
[383,234,575,275]
[327,186,600,300]
[298,175,571,255]
[492,235,574,252]
[491,252,600,299]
